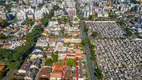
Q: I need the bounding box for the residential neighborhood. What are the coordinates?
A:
[0,0,142,80]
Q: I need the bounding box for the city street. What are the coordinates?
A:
[80,20,98,80]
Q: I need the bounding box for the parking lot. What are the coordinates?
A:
[85,21,125,38]
[94,39,142,80]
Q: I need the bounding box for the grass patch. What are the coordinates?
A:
[67,58,76,67]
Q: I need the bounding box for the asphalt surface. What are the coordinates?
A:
[80,20,98,80]
[3,70,15,80]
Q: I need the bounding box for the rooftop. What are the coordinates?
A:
[50,72,61,78]
[0,65,5,72]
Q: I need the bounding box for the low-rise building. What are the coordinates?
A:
[18,61,32,74]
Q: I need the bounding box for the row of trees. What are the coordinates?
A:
[87,36,104,80]
[117,21,133,37]
[22,19,34,26]
[0,3,59,78]
[0,25,43,79]
[83,22,103,80]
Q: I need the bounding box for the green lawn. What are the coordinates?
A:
[66,58,76,67]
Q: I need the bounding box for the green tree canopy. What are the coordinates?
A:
[51,53,58,62]
[45,58,53,66]
[81,40,87,46]
[91,31,99,37]
[0,33,7,39]
[95,68,104,80]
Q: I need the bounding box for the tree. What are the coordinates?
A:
[81,40,87,46]
[38,3,44,8]
[84,24,89,32]
[64,17,67,24]
[23,19,34,26]
[51,53,58,62]
[45,58,53,66]
[125,28,133,36]
[90,45,95,50]
[0,20,8,27]
[108,12,116,18]
[91,31,99,38]
[0,33,7,39]
[40,18,49,26]
[95,68,104,80]
[88,15,95,21]
[69,22,72,27]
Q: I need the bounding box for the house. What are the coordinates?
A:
[14,73,27,80]
[64,70,72,80]
[75,53,84,58]
[38,67,52,80]
[0,65,5,72]
[18,61,32,73]
[54,10,65,16]
[17,11,26,20]
[0,39,5,45]
[73,31,79,36]
[30,58,42,69]
[52,63,63,73]
[0,6,6,19]
[54,41,66,52]
[48,21,59,27]
[8,41,23,50]
[2,43,12,49]
[50,63,63,80]
[30,52,44,59]
[24,68,39,80]
[63,37,81,43]
[42,28,50,36]
[36,37,49,47]
[50,72,62,80]
[49,38,57,47]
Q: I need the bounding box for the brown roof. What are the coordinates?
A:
[0,65,5,72]
[50,38,57,43]
[2,44,11,49]
[39,67,51,79]
[52,63,63,72]
[64,70,72,79]
[76,53,84,58]
[73,31,78,34]
[19,61,32,71]
[14,73,26,80]
[0,39,4,43]
[50,72,61,78]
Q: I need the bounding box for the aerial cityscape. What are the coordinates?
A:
[0,0,142,80]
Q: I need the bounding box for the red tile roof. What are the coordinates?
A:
[0,65,5,72]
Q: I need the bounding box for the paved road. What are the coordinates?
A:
[3,70,16,80]
[80,20,98,80]
[35,58,45,80]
